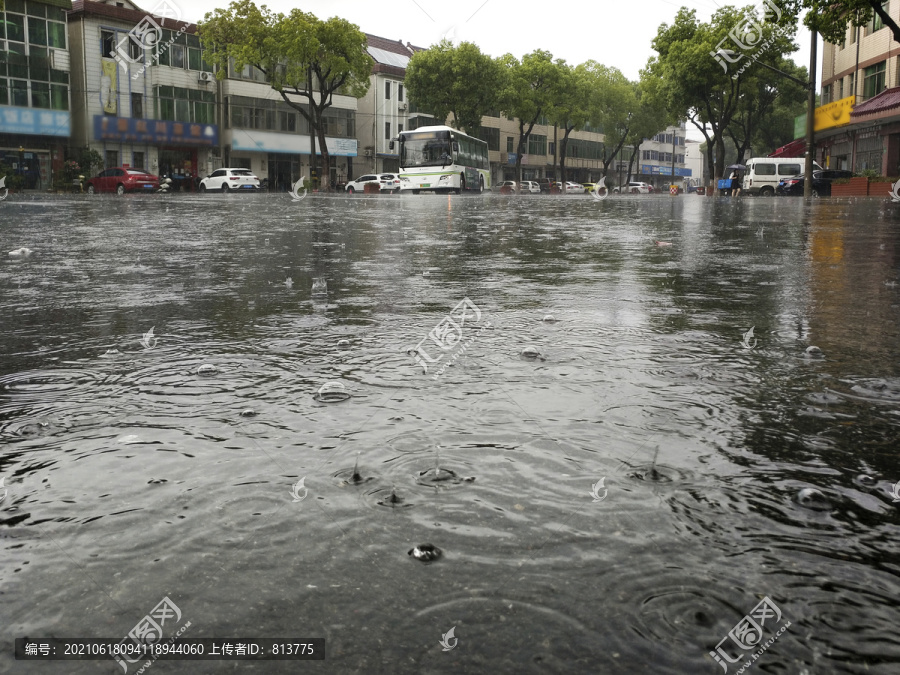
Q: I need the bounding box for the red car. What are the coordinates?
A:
[86,167,160,195]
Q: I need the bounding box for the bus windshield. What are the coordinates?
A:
[400,138,452,168]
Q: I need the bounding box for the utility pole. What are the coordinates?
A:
[804,27,817,199]
[671,126,676,188]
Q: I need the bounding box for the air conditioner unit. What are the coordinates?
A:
[364,149,372,157]
[198,71,215,83]
[399,103,408,111]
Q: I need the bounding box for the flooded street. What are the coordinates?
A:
[1,192,899,674]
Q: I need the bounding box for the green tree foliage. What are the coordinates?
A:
[644,7,796,184]
[623,79,669,183]
[404,40,504,135]
[546,61,593,182]
[728,57,808,161]
[781,0,900,45]
[199,0,371,191]
[498,50,564,184]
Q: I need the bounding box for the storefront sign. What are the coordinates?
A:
[0,105,71,137]
[641,164,692,177]
[795,96,856,138]
[94,116,218,146]
[229,129,356,156]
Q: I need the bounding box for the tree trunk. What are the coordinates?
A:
[872,0,900,44]
[626,144,639,184]
[316,117,331,193]
[714,134,726,184]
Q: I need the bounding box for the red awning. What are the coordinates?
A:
[850,86,900,118]
[769,139,806,158]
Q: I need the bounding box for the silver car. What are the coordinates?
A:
[199,168,260,192]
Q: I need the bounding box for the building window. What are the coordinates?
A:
[507,136,514,152]
[864,61,886,99]
[548,141,555,155]
[385,121,391,139]
[101,30,115,57]
[527,134,547,156]
[132,93,143,118]
[866,1,889,35]
[106,150,119,168]
[279,111,296,132]
[398,84,404,101]
[10,79,28,106]
[398,124,403,134]
[822,84,831,105]
[385,81,391,99]
[133,152,145,170]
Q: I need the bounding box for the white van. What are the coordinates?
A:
[742,158,823,196]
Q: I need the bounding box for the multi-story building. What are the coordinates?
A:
[818,0,900,173]
[0,0,73,190]
[684,139,705,187]
[220,55,359,191]
[67,0,219,182]
[636,123,692,189]
[356,35,415,175]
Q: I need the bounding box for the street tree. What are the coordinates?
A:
[404,40,504,135]
[727,57,808,162]
[588,64,636,177]
[199,0,371,191]
[498,50,564,184]
[546,61,594,183]
[623,79,669,184]
[781,0,900,45]
[644,7,795,185]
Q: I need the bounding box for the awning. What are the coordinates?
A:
[769,139,806,157]
[850,87,900,118]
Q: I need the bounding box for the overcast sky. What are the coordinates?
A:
[172,0,821,141]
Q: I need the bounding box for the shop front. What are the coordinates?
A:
[0,106,71,190]
[92,115,218,190]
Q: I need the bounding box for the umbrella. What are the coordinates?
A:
[725,164,746,171]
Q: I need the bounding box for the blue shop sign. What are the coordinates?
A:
[641,164,692,177]
[0,105,71,137]
[94,115,218,146]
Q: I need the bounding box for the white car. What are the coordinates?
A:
[519,180,541,193]
[613,181,652,194]
[563,181,584,194]
[199,168,260,192]
[493,180,518,192]
[345,173,400,193]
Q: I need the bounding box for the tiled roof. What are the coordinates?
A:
[850,87,900,117]
[366,34,414,57]
[69,0,198,33]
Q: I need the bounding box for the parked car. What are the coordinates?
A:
[519,180,541,193]
[563,181,585,194]
[613,182,652,194]
[493,180,518,193]
[85,167,159,195]
[535,178,553,193]
[199,168,260,192]
[344,173,400,193]
[776,169,853,197]
[582,182,598,193]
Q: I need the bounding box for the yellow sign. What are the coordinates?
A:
[100,59,118,115]
[814,95,855,132]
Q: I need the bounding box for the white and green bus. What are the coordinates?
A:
[394,125,490,194]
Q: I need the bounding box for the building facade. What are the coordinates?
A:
[636,123,692,189]
[818,0,900,174]
[0,0,72,190]
[67,0,218,184]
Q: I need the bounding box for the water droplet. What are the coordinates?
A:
[239,409,258,418]
[315,381,349,402]
[520,346,543,360]
[197,364,218,376]
[795,487,831,511]
[408,543,442,562]
[805,346,824,358]
[542,314,557,323]
[337,339,350,348]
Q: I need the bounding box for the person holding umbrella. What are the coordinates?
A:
[726,164,745,196]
